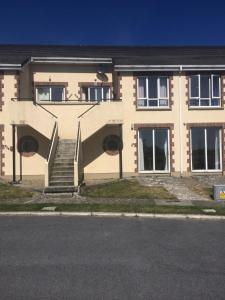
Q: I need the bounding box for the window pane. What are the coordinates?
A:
[212,76,220,97]
[191,128,206,170]
[207,128,221,170]
[51,87,64,101]
[212,98,220,106]
[83,87,88,100]
[200,99,209,106]
[139,129,153,171]
[200,75,210,98]
[89,88,96,101]
[37,87,50,101]
[148,76,157,98]
[190,76,199,97]
[138,78,146,98]
[155,129,169,171]
[159,77,168,98]
[159,99,168,107]
[148,100,158,107]
[190,99,199,106]
[103,87,110,100]
[96,88,102,101]
[137,99,147,107]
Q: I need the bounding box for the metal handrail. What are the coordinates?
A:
[74,121,81,162]
[35,102,58,119]
[47,122,58,162]
[77,102,100,118]
[11,97,33,101]
[11,97,58,119]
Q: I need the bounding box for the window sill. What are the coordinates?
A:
[36,99,121,105]
[188,107,223,110]
[191,170,223,173]
[36,100,99,105]
[136,107,171,111]
[138,171,171,174]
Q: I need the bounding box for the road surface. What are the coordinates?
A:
[0,216,225,299]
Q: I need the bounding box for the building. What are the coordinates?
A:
[0,45,225,192]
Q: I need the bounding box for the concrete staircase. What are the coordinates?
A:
[45,139,76,193]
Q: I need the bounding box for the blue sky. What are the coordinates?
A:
[1,0,225,45]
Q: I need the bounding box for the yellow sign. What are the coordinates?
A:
[219,190,225,199]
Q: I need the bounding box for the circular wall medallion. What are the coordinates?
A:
[18,136,39,157]
[103,135,122,156]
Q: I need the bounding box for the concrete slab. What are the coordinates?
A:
[41,206,57,211]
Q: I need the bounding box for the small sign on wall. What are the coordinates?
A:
[214,185,225,201]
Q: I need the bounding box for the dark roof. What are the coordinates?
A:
[1,45,225,65]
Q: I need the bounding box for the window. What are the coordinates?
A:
[82,86,111,101]
[138,128,169,172]
[137,76,169,108]
[103,135,122,155]
[189,75,221,107]
[36,86,65,102]
[18,136,39,157]
[191,127,221,171]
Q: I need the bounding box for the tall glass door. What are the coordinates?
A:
[191,127,221,171]
[139,128,169,172]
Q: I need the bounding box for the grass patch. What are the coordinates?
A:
[0,182,33,200]
[82,179,175,200]
[0,203,225,215]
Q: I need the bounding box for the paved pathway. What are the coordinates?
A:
[138,176,209,202]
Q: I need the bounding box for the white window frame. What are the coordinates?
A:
[190,127,222,172]
[137,76,169,108]
[85,86,111,101]
[189,74,221,108]
[138,128,170,173]
[36,86,65,102]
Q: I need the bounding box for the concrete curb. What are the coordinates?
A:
[0,211,225,220]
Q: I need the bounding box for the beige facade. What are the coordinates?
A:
[1,48,225,188]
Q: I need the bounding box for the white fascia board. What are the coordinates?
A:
[182,65,225,71]
[0,64,21,70]
[114,65,180,71]
[31,57,112,64]
[115,65,225,71]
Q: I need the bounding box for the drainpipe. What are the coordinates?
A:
[119,124,123,179]
[178,66,183,176]
[12,124,17,183]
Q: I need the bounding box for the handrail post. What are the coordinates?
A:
[45,122,58,187]
[74,121,81,187]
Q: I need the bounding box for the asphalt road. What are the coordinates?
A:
[0,216,225,300]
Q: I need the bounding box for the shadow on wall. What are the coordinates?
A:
[82,125,120,168]
[17,125,50,159]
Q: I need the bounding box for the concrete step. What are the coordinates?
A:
[44,186,77,193]
[51,170,74,176]
[50,182,74,187]
[52,162,74,167]
[58,142,75,146]
[50,175,73,181]
[51,167,74,172]
[57,145,75,149]
[55,154,74,158]
[54,157,74,161]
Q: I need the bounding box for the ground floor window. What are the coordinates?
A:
[191,127,222,171]
[138,128,169,172]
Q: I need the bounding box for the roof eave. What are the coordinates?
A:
[30,57,113,64]
[0,64,22,70]
[115,65,225,71]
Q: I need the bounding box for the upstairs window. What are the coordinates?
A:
[189,75,221,107]
[82,86,111,101]
[137,76,169,108]
[36,86,65,102]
